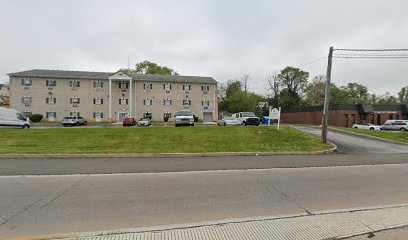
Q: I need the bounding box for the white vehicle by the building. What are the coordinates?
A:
[174,111,194,127]
[0,107,30,128]
[232,112,260,126]
[352,123,383,130]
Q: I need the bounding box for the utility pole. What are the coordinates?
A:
[321,46,334,144]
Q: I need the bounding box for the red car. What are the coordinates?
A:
[122,117,136,126]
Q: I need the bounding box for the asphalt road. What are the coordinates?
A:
[1,164,407,238]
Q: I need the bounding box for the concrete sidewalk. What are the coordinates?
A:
[33,205,408,240]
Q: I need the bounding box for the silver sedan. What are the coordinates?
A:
[218,116,242,126]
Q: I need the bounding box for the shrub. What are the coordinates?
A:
[194,116,199,122]
[29,114,43,122]
[163,116,169,122]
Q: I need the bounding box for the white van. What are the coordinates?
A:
[0,107,31,128]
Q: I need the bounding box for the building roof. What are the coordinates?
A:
[7,69,217,84]
[282,104,408,115]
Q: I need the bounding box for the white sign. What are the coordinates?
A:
[268,107,281,130]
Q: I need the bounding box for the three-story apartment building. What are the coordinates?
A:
[8,69,218,122]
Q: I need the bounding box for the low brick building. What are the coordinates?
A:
[281,104,408,127]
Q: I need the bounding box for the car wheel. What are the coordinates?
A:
[84,121,87,125]
[76,122,80,126]
[26,124,30,129]
[353,127,358,129]
[401,128,407,131]
[370,127,374,130]
[224,122,226,126]
[191,124,194,127]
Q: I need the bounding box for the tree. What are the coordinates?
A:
[304,75,325,106]
[341,83,369,104]
[227,92,263,113]
[120,60,178,75]
[266,72,280,107]
[377,92,399,104]
[398,86,408,104]
[225,80,242,99]
[277,66,309,108]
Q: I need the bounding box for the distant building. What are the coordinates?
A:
[8,69,218,122]
[281,104,408,127]
[0,83,10,106]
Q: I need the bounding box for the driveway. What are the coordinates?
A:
[294,126,408,153]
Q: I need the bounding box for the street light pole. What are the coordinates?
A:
[322,46,334,144]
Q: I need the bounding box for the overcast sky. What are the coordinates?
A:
[1,0,407,96]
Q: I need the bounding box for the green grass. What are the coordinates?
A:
[334,127,408,144]
[0,126,333,154]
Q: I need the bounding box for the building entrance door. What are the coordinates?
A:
[203,112,213,122]
[118,112,129,122]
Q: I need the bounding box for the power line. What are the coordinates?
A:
[298,56,327,68]
[334,48,408,52]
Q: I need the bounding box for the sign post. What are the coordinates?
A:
[269,107,281,130]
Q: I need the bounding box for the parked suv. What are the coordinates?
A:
[62,116,87,126]
[232,112,260,126]
[382,120,408,131]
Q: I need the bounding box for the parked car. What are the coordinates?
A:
[122,117,136,126]
[138,118,151,126]
[62,116,87,126]
[352,123,383,130]
[382,120,408,131]
[218,116,242,126]
[174,111,194,127]
[232,112,260,126]
[0,107,30,129]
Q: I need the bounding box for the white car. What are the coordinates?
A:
[217,116,242,126]
[174,111,194,127]
[62,116,87,126]
[352,123,383,130]
[138,118,151,126]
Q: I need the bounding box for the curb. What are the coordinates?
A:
[329,127,408,146]
[0,144,337,159]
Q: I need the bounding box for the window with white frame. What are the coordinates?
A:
[70,97,80,104]
[46,111,56,119]
[144,98,153,106]
[46,97,56,104]
[70,111,80,117]
[119,98,128,105]
[183,84,191,91]
[163,83,172,91]
[22,96,32,105]
[93,97,103,105]
[164,99,172,106]
[93,111,104,119]
[21,79,32,86]
[201,85,209,92]
[143,83,153,90]
[163,112,172,119]
[93,81,104,89]
[143,112,152,118]
[119,82,129,89]
[23,111,32,117]
[46,79,56,87]
[183,99,191,106]
[70,80,80,88]
[201,99,210,107]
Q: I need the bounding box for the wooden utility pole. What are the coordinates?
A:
[321,47,334,144]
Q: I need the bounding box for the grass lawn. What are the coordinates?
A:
[0,126,333,154]
[334,127,408,144]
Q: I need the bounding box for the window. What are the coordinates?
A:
[93,111,104,119]
[377,115,381,125]
[119,82,129,89]
[70,111,80,117]
[46,97,56,104]
[119,98,129,105]
[144,83,153,90]
[183,99,191,106]
[17,113,26,121]
[144,98,153,106]
[164,99,172,106]
[70,97,80,104]
[370,115,375,124]
[93,97,103,105]
[21,79,32,86]
[183,84,191,91]
[201,85,209,92]
[201,100,210,107]
[164,112,172,119]
[46,79,56,87]
[22,96,32,105]
[143,112,152,118]
[70,80,80,88]
[164,83,172,91]
[23,111,32,117]
[94,81,104,89]
[389,114,393,120]
[396,114,400,120]
[344,114,349,127]
[46,112,56,119]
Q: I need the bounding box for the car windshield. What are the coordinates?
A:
[141,118,149,121]
[64,117,75,119]
[176,111,193,116]
[242,112,256,117]
[223,117,234,120]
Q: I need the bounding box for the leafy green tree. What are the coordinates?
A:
[277,66,309,108]
[121,60,178,75]
[304,75,325,106]
[225,80,242,98]
[378,92,399,104]
[398,86,408,104]
[341,83,369,104]
[227,92,263,113]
